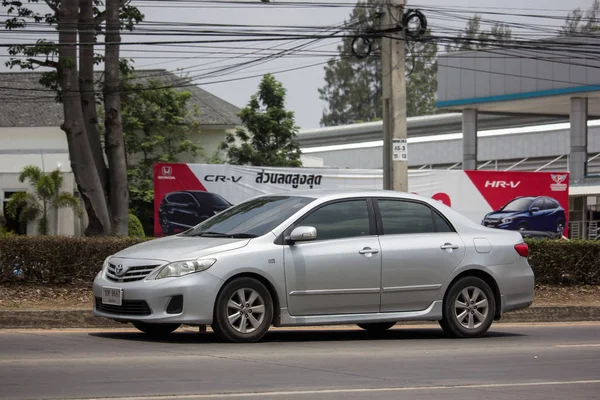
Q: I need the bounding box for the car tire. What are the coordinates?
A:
[517,221,528,231]
[357,322,396,332]
[212,277,274,343]
[440,276,496,338]
[132,322,181,336]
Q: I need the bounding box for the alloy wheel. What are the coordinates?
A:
[454,286,489,330]
[226,288,266,334]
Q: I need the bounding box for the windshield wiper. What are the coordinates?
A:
[194,231,257,238]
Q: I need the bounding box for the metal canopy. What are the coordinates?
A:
[437,36,600,116]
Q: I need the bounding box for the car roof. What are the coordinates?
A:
[264,189,438,202]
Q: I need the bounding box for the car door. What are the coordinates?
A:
[375,198,466,313]
[172,193,199,229]
[528,198,546,231]
[283,198,382,316]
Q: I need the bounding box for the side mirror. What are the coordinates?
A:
[530,207,540,213]
[288,226,317,243]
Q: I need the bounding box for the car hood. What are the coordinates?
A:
[485,211,521,220]
[113,235,251,262]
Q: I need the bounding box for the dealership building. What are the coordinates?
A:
[298,36,600,239]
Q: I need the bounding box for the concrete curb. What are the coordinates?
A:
[2,306,600,329]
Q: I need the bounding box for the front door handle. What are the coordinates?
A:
[359,247,379,257]
[440,243,459,250]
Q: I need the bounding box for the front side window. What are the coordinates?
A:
[298,200,371,241]
[532,198,544,210]
[377,199,453,235]
[502,197,533,212]
[184,195,314,238]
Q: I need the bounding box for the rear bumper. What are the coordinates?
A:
[487,258,535,316]
[92,270,224,325]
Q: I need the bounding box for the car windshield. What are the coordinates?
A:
[501,198,533,212]
[183,195,314,238]
[190,192,232,207]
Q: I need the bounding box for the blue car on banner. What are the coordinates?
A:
[482,196,566,235]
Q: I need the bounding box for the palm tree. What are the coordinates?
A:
[5,165,81,235]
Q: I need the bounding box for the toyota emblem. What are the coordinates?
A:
[115,264,125,276]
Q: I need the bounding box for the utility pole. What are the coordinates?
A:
[381,0,408,191]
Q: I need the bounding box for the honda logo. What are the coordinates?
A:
[162,166,172,176]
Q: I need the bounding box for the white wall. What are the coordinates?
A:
[0,126,78,236]
[0,172,78,236]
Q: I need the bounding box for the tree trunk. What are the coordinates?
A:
[104,0,129,236]
[79,0,109,203]
[59,0,112,236]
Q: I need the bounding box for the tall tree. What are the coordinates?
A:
[104,0,128,235]
[118,77,202,234]
[2,0,143,236]
[445,15,513,52]
[318,0,438,127]
[562,0,600,34]
[58,0,112,235]
[221,74,302,167]
[5,166,80,235]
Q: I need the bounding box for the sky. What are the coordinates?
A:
[0,0,597,130]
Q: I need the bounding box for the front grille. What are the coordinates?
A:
[106,263,160,283]
[95,298,152,316]
[483,219,500,227]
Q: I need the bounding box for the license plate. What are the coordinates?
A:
[102,287,123,306]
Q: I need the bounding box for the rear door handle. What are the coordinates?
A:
[440,243,459,250]
[359,247,379,256]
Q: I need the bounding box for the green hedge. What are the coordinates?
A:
[128,214,145,238]
[0,236,149,284]
[0,236,599,285]
[527,239,600,285]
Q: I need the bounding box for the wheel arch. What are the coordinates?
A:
[444,269,502,320]
[215,272,282,325]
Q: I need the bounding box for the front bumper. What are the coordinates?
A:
[92,269,224,325]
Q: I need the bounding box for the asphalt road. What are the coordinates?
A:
[1,323,599,400]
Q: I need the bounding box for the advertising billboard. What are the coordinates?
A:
[154,163,569,238]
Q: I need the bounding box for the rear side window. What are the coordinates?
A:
[543,198,558,210]
[377,199,453,235]
[167,193,192,204]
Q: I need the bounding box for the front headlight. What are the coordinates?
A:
[155,259,216,279]
[501,217,513,224]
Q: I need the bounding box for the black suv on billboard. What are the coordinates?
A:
[159,191,232,235]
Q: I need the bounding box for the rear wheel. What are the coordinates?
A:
[132,322,180,336]
[212,278,274,343]
[440,276,496,338]
[357,322,396,332]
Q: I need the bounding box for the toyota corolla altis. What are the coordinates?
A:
[93,190,534,342]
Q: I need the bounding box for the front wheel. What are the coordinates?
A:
[212,278,274,343]
[440,276,496,338]
[357,322,396,332]
[556,219,565,236]
[132,322,180,336]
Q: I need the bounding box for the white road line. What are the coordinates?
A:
[77,380,600,400]
[556,344,600,348]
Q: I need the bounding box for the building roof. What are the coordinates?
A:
[0,69,242,128]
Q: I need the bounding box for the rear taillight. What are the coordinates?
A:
[514,242,529,258]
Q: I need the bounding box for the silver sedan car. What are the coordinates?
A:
[93,190,534,342]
